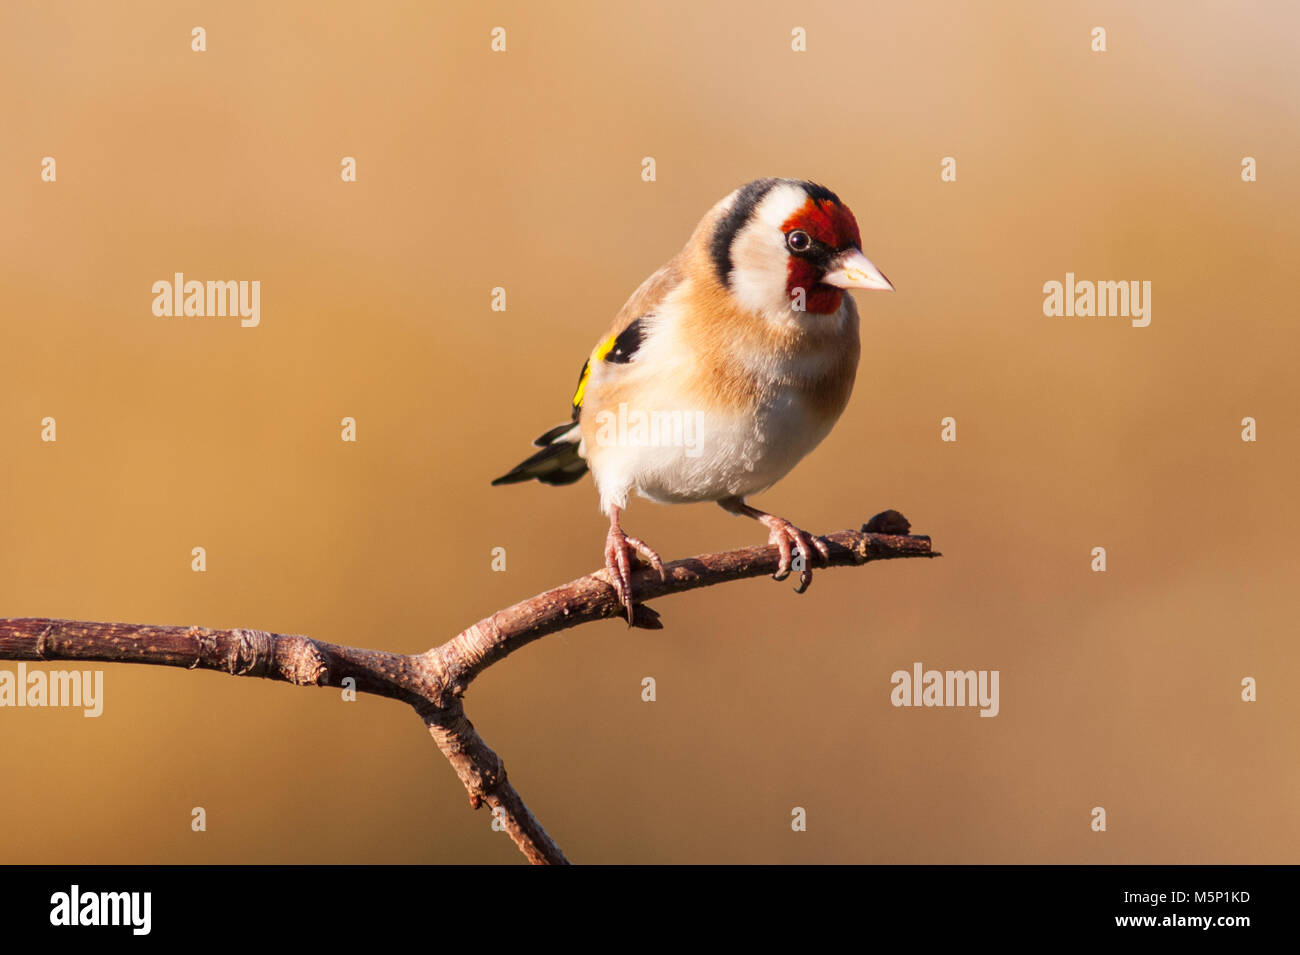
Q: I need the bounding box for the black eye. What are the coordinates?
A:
[786,230,811,253]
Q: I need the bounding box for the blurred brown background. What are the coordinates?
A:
[1,0,1296,863]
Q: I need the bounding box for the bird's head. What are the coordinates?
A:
[708,178,892,319]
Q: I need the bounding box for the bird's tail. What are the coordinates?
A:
[491,420,588,487]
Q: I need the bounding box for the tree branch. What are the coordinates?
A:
[0,512,937,864]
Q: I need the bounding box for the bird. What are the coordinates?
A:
[492,178,893,623]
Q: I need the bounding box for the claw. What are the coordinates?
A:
[624,534,667,583]
[717,498,831,596]
[764,518,829,594]
[604,510,665,625]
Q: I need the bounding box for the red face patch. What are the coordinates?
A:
[781,198,862,314]
[782,198,862,252]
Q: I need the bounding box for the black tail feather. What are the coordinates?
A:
[492,423,588,487]
[532,421,578,447]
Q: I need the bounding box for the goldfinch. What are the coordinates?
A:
[493,178,893,622]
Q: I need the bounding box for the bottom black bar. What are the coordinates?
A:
[0,864,1282,939]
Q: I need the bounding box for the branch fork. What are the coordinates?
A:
[0,510,938,864]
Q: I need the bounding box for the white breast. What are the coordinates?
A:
[582,286,852,514]
[585,365,837,514]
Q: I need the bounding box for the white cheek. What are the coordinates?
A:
[726,182,812,318]
[729,246,789,316]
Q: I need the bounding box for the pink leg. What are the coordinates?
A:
[603,505,667,624]
[718,497,830,593]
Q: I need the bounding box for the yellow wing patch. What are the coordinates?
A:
[571,333,620,410]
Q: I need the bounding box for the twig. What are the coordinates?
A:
[0,512,938,864]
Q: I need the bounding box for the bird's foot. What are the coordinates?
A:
[604,525,667,624]
[761,517,831,594]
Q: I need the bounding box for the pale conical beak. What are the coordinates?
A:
[821,249,894,291]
